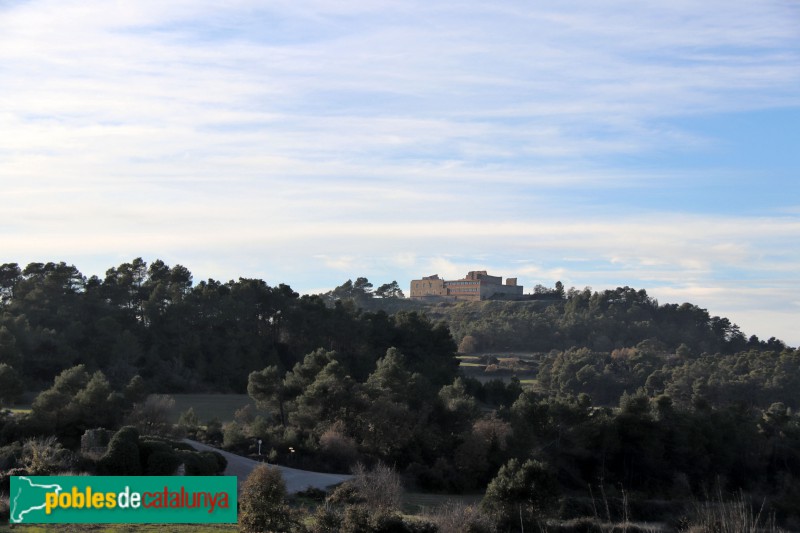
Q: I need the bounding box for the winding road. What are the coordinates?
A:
[184,439,352,493]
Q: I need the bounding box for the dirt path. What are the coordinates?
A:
[184,439,351,493]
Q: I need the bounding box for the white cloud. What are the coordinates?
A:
[1,0,798,345]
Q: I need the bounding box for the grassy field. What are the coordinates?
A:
[167,394,258,423]
[402,491,484,514]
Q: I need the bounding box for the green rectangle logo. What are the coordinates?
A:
[10,476,237,524]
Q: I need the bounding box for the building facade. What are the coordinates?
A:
[409,271,524,301]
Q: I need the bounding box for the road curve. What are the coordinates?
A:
[184,439,352,494]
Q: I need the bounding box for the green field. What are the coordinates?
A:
[457,355,484,368]
[167,394,258,423]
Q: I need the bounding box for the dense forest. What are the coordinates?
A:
[0,260,456,394]
[2,259,800,530]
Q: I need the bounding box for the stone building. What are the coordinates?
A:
[409,270,523,301]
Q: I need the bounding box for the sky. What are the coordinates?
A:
[1,0,799,346]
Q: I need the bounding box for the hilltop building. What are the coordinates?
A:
[410,271,524,301]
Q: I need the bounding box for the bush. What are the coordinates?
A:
[139,440,181,475]
[211,450,227,473]
[326,483,365,506]
[350,462,403,511]
[125,394,175,436]
[179,450,225,476]
[239,464,296,533]
[339,505,437,533]
[319,424,358,471]
[176,407,200,438]
[295,486,326,502]
[204,417,223,445]
[21,436,74,475]
[99,426,141,475]
[222,421,248,450]
[432,501,497,533]
[0,442,22,470]
[481,458,560,529]
[688,492,778,533]
[309,504,342,533]
[147,450,182,475]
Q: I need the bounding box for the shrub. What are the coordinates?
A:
[179,450,225,476]
[459,335,479,354]
[204,417,223,445]
[309,504,342,533]
[211,450,227,473]
[688,491,778,533]
[326,483,365,506]
[481,458,560,529]
[319,424,358,471]
[139,440,181,475]
[295,486,326,501]
[339,505,437,533]
[176,407,200,438]
[21,436,74,475]
[0,442,22,470]
[239,464,296,533]
[125,394,175,437]
[432,501,497,533]
[99,426,141,475]
[350,462,403,511]
[222,421,248,450]
[146,450,182,475]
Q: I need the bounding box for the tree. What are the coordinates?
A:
[375,281,405,299]
[458,334,479,354]
[0,326,21,368]
[0,263,21,304]
[352,277,373,298]
[248,366,289,427]
[31,365,91,428]
[239,464,295,533]
[291,360,360,432]
[554,281,565,299]
[72,371,121,429]
[0,363,23,406]
[125,394,175,436]
[482,458,560,529]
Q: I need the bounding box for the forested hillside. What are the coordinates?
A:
[0,260,456,394]
[2,260,800,529]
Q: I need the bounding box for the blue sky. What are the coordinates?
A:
[1,0,799,345]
